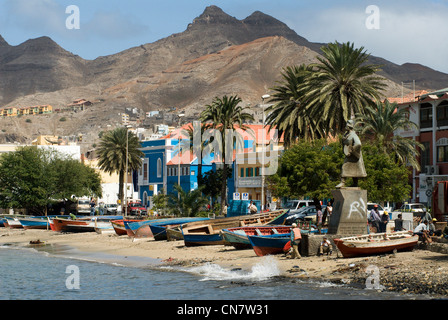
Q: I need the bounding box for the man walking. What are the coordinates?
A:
[289,223,302,259]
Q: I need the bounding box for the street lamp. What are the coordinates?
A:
[261,94,270,212]
[125,125,132,216]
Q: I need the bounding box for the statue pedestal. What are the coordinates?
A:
[328,188,368,235]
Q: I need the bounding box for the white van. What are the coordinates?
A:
[284,200,314,214]
[76,198,91,215]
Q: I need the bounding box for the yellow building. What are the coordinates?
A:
[1,107,18,117]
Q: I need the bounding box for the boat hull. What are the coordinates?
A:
[18,217,51,230]
[334,232,418,258]
[166,226,183,241]
[221,226,292,250]
[183,233,227,247]
[4,217,23,229]
[181,210,290,247]
[248,234,290,257]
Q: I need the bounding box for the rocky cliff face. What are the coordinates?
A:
[0,5,446,146]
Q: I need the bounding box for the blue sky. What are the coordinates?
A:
[1,0,448,76]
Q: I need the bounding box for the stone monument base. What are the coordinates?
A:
[328,187,368,236]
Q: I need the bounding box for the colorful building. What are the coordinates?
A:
[392,87,448,205]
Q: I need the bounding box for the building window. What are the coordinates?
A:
[143,163,148,181]
[420,103,432,129]
[240,168,244,177]
[437,101,448,127]
[143,192,148,207]
[437,145,448,163]
[157,158,162,178]
[421,141,430,169]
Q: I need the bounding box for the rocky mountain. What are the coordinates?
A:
[0,5,447,147]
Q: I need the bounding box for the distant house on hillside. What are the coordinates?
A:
[67,99,92,112]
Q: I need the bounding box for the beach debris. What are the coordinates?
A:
[29,239,44,245]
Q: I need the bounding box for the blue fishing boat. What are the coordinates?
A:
[220,225,293,250]
[124,217,209,239]
[148,217,210,241]
[182,210,289,247]
[18,216,55,230]
[247,233,291,257]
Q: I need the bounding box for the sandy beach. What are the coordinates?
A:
[1,227,448,298]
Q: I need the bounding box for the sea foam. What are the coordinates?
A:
[185,256,281,281]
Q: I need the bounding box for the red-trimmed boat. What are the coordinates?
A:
[247,233,291,256]
[333,231,418,258]
[221,225,292,250]
[110,219,144,236]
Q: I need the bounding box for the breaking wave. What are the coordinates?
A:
[184,256,281,281]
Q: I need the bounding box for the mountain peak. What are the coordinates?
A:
[0,35,9,47]
[243,11,287,27]
[192,5,239,25]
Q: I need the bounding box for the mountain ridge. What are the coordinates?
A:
[0,5,446,148]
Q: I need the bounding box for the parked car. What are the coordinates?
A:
[104,203,118,214]
[126,200,147,216]
[283,199,314,214]
[75,197,91,215]
[397,203,426,213]
[285,205,326,225]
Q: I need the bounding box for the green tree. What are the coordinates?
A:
[354,100,424,170]
[0,147,102,215]
[269,139,412,203]
[168,184,209,217]
[269,139,343,199]
[303,41,386,135]
[359,143,412,202]
[97,127,143,207]
[265,64,322,147]
[200,95,254,214]
[152,190,169,216]
[201,168,233,207]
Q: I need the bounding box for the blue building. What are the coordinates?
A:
[136,124,274,211]
[136,128,214,209]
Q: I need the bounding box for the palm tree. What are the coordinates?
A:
[97,127,143,208]
[304,41,387,135]
[181,121,215,189]
[168,184,209,217]
[200,95,254,214]
[354,100,424,170]
[265,64,323,147]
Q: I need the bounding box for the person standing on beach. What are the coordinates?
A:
[369,205,381,233]
[90,198,96,216]
[289,223,302,259]
[379,212,389,233]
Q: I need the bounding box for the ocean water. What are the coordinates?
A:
[0,243,431,301]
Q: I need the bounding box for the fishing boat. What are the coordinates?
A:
[166,225,183,241]
[247,233,291,256]
[52,216,123,233]
[3,217,24,229]
[221,225,293,250]
[149,217,210,241]
[18,216,55,230]
[333,231,419,258]
[181,209,289,247]
[110,219,144,236]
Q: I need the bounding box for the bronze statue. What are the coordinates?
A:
[336,120,367,188]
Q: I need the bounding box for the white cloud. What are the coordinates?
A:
[285,1,448,73]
